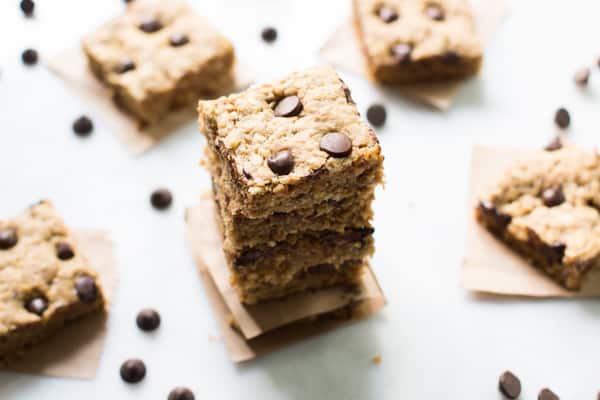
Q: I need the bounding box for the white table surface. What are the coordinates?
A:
[1,0,600,398]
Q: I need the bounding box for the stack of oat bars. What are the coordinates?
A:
[198,65,384,305]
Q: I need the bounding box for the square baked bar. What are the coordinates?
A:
[353,0,483,84]
[83,0,234,125]
[0,201,105,364]
[476,140,600,290]
[198,65,384,304]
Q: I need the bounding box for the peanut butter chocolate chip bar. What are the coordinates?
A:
[475,140,600,290]
[353,0,483,84]
[198,65,384,304]
[83,0,234,125]
[0,201,105,364]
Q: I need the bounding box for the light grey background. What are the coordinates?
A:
[1,0,600,398]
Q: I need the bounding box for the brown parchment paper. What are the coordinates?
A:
[462,145,600,297]
[46,48,254,155]
[1,230,117,379]
[319,0,508,110]
[185,196,386,361]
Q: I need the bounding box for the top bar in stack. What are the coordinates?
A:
[198,65,384,304]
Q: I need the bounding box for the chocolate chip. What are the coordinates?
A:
[574,67,590,86]
[235,249,263,266]
[378,6,398,23]
[425,4,445,20]
[267,150,294,175]
[242,168,253,180]
[477,201,512,233]
[168,387,195,400]
[26,296,48,316]
[75,275,98,303]
[56,242,75,260]
[541,185,565,207]
[442,51,460,64]
[114,58,135,74]
[21,48,38,66]
[320,132,353,158]
[391,43,412,64]
[538,388,559,400]
[169,33,189,47]
[20,0,35,16]
[139,17,162,33]
[136,308,161,332]
[527,229,565,264]
[0,228,18,250]
[366,104,387,127]
[150,188,172,210]
[274,96,303,117]
[72,116,93,137]
[120,359,146,384]
[554,107,570,129]
[544,137,562,151]
[261,27,277,43]
[498,371,521,399]
[340,80,354,104]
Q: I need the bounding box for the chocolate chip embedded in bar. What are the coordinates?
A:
[0,201,105,364]
[475,142,600,290]
[353,0,483,84]
[82,0,235,125]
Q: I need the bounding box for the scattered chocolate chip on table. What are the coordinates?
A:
[21,48,38,66]
[150,188,173,210]
[261,26,278,43]
[538,388,559,400]
[554,107,570,129]
[136,308,161,332]
[498,371,521,399]
[366,104,387,127]
[20,0,35,17]
[120,359,147,383]
[72,116,94,137]
[168,387,195,400]
[574,67,590,86]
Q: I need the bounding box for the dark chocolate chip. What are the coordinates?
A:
[541,185,565,207]
[0,228,18,250]
[235,249,263,266]
[267,150,294,175]
[261,27,277,43]
[477,201,512,233]
[20,0,35,16]
[26,296,48,316]
[139,17,162,33]
[136,308,161,332]
[347,227,375,241]
[544,137,562,151]
[319,132,352,158]
[75,275,98,303]
[150,188,172,210]
[242,168,253,180]
[527,229,565,264]
[554,107,570,129]
[72,116,93,137]
[21,48,38,66]
[56,242,75,260]
[168,387,195,400]
[114,58,135,74]
[366,104,387,127]
[169,33,189,47]
[538,388,559,400]
[378,6,398,23]
[340,80,354,104]
[120,359,146,384]
[498,371,521,399]
[425,4,445,20]
[391,43,412,64]
[574,67,590,86]
[442,51,460,64]
[274,95,303,117]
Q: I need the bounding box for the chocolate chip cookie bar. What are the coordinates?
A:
[353,0,483,84]
[198,65,384,304]
[82,0,234,125]
[475,140,600,290]
[0,201,105,364]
